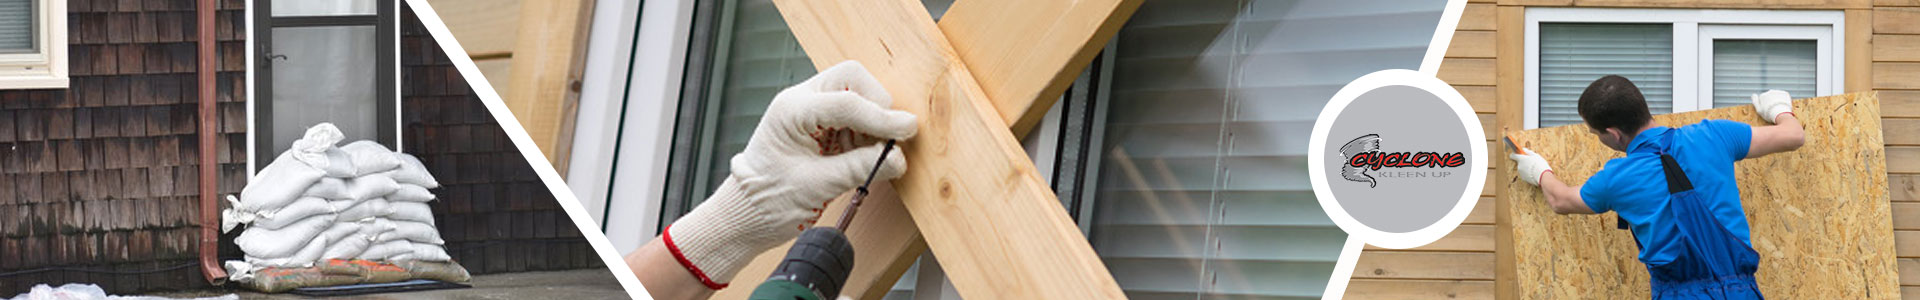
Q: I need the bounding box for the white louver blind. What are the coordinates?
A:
[1092,0,1440,298]
[0,0,33,52]
[1538,23,1673,128]
[1710,40,1816,108]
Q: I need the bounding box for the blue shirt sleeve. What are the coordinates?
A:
[1700,119,1753,161]
[1579,171,1611,213]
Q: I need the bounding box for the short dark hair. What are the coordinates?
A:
[1577,75,1653,133]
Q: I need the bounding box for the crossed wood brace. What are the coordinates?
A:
[711,0,1144,298]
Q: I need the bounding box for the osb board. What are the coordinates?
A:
[1503,92,1897,299]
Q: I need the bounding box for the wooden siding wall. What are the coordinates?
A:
[0,0,249,295]
[400,4,604,275]
[1350,0,1919,299]
[423,0,519,96]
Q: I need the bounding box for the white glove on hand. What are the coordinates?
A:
[1751,89,1794,124]
[1510,148,1553,186]
[664,61,917,289]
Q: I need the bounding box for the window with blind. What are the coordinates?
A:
[1526,9,1842,129]
[1088,0,1442,298]
[0,0,67,89]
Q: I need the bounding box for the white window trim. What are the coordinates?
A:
[1523,8,1844,129]
[0,0,68,89]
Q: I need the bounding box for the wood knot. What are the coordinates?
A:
[938,179,954,199]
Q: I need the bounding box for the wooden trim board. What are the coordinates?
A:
[504,0,593,173]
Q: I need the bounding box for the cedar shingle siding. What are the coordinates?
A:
[0,0,247,294]
[398,4,601,275]
[0,1,601,295]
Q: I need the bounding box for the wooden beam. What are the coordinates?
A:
[504,0,592,173]
[715,0,1141,298]
[766,0,1125,298]
[938,0,1144,136]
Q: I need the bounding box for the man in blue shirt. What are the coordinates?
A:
[1508,75,1806,299]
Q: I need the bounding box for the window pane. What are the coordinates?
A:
[0,0,32,52]
[1712,40,1817,108]
[1092,0,1441,298]
[269,26,382,154]
[1539,23,1674,127]
[272,0,377,17]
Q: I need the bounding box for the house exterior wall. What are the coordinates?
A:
[1346,0,1920,299]
[0,0,249,294]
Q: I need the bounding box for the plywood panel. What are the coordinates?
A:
[1439,58,1497,86]
[425,0,522,56]
[1448,31,1497,58]
[1345,279,1494,300]
[1503,93,1896,299]
[1353,251,1497,280]
[1878,7,1920,34]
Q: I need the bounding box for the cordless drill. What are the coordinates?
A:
[748,140,894,300]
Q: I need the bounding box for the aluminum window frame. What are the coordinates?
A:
[1523,8,1845,129]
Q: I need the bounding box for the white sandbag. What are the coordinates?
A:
[314,148,356,178]
[409,243,452,262]
[251,222,361,267]
[387,202,436,223]
[235,151,326,213]
[383,154,440,188]
[359,218,396,236]
[386,185,435,203]
[358,240,413,261]
[249,197,336,230]
[335,198,392,222]
[303,178,349,199]
[341,140,403,175]
[376,220,445,245]
[322,233,374,259]
[345,174,400,200]
[235,215,335,259]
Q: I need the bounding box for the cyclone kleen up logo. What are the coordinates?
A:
[1339,134,1468,188]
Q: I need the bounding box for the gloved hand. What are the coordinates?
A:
[1750,89,1794,124]
[663,61,917,289]
[1510,148,1553,185]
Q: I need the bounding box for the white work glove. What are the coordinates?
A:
[1750,89,1794,124]
[1509,148,1553,186]
[664,61,917,289]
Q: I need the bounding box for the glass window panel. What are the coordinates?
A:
[269,26,382,155]
[0,0,33,53]
[1711,39,1817,108]
[1538,23,1674,127]
[272,0,377,17]
[1091,0,1441,298]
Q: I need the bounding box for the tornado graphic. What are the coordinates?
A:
[1340,134,1382,188]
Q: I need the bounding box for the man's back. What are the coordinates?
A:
[1580,120,1754,265]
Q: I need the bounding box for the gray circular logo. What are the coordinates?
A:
[1321,85,1473,233]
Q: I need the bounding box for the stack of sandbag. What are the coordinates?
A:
[221,123,461,287]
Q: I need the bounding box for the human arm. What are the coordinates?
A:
[1511,148,1596,215]
[1746,90,1806,159]
[626,61,917,299]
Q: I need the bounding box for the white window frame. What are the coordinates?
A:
[0,0,68,89]
[1523,8,1844,129]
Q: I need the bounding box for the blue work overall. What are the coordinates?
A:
[1622,133,1763,299]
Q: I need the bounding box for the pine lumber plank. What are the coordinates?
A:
[742,0,1131,298]
[504,0,592,173]
[1344,279,1495,300]
[937,0,1144,137]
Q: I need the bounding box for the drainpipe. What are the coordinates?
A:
[197,0,228,284]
